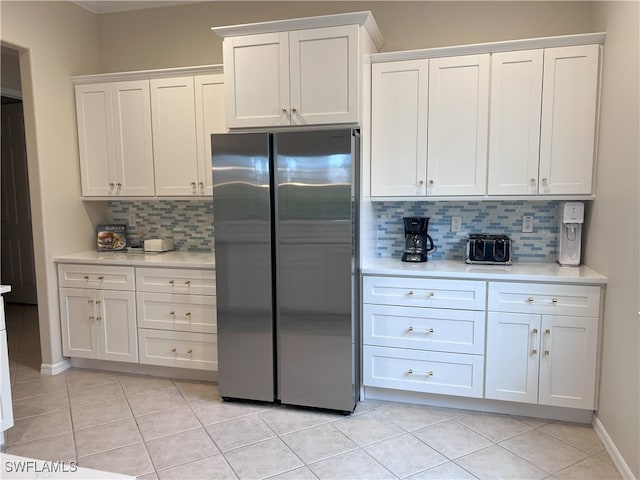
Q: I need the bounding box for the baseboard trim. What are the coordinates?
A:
[592,415,635,480]
[69,358,217,383]
[40,359,71,376]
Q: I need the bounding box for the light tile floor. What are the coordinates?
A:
[2,304,622,480]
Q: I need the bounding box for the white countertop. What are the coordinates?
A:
[0,285,11,295]
[53,251,215,269]
[363,258,607,285]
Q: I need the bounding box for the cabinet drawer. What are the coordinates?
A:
[136,292,216,334]
[363,276,486,310]
[488,282,600,317]
[58,264,135,291]
[363,345,484,398]
[364,305,485,355]
[136,268,215,295]
[138,329,217,371]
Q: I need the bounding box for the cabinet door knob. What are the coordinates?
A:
[542,178,548,185]
[199,181,204,194]
[527,297,534,303]
[552,298,558,304]
[532,349,537,355]
[96,316,102,321]
[95,300,101,305]
[530,178,536,185]
[407,290,414,296]
[109,183,115,188]
[428,180,434,185]
[88,299,94,304]
[281,107,288,114]
[418,180,424,186]
[291,108,297,114]
[116,183,122,188]
[187,349,193,354]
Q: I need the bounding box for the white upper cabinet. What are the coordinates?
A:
[427,54,490,196]
[369,34,604,199]
[370,60,428,196]
[76,81,155,197]
[73,66,225,198]
[215,12,383,129]
[151,76,200,196]
[195,73,226,196]
[539,44,599,195]
[488,50,543,195]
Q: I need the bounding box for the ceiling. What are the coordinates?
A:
[71,1,209,14]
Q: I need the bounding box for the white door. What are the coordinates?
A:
[223,32,290,128]
[97,289,137,362]
[488,50,543,195]
[370,60,428,196]
[111,80,155,196]
[59,288,99,359]
[74,83,115,196]
[538,315,598,409]
[1,102,37,304]
[428,54,489,195]
[151,76,199,196]
[195,73,226,196]
[289,25,359,125]
[485,312,540,404]
[539,44,599,194]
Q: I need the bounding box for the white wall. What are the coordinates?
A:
[0,1,107,368]
[587,2,640,478]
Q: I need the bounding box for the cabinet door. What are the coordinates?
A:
[289,25,359,125]
[112,80,155,196]
[59,288,99,359]
[485,312,540,404]
[539,44,599,194]
[75,83,115,197]
[538,315,598,409]
[488,50,543,195]
[151,76,199,196]
[97,289,137,362]
[223,32,290,128]
[370,60,428,196]
[195,74,226,196]
[428,54,489,195]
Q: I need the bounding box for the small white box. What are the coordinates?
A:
[144,238,175,253]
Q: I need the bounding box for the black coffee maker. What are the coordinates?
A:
[402,217,435,262]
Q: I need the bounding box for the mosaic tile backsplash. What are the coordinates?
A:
[108,200,213,252]
[108,199,564,261]
[373,200,563,262]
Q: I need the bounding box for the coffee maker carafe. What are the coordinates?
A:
[402,217,435,262]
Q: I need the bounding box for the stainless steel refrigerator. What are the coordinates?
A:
[212,129,359,413]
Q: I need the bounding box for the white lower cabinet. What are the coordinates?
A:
[363,275,486,398]
[58,262,217,372]
[485,282,600,409]
[59,265,137,362]
[136,267,217,371]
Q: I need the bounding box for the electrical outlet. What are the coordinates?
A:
[128,210,136,227]
[522,215,534,233]
[451,216,462,232]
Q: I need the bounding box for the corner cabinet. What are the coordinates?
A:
[369,33,604,199]
[485,282,601,409]
[214,11,383,129]
[72,66,225,198]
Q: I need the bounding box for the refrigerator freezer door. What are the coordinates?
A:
[275,129,357,412]
[212,133,275,402]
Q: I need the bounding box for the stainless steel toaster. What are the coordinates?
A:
[465,234,512,265]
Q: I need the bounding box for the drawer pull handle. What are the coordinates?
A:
[96,300,101,305]
[96,316,102,321]
[184,281,191,285]
[97,276,104,280]
[532,328,538,334]
[407,290,414,296]
[408,326,434,334]
[89,316,94,320]
[169,280,174,285]
[527,297,534,303]
[552,298,558,304]
[532,349,537,355]
[88,299,94,304]
[84,276,89,280]
[427,292,434,297]
[187,349,193,354]
[169,311,175,316]
[408,369,433,377]
[171,347,177,353]
[185,312,191,316]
